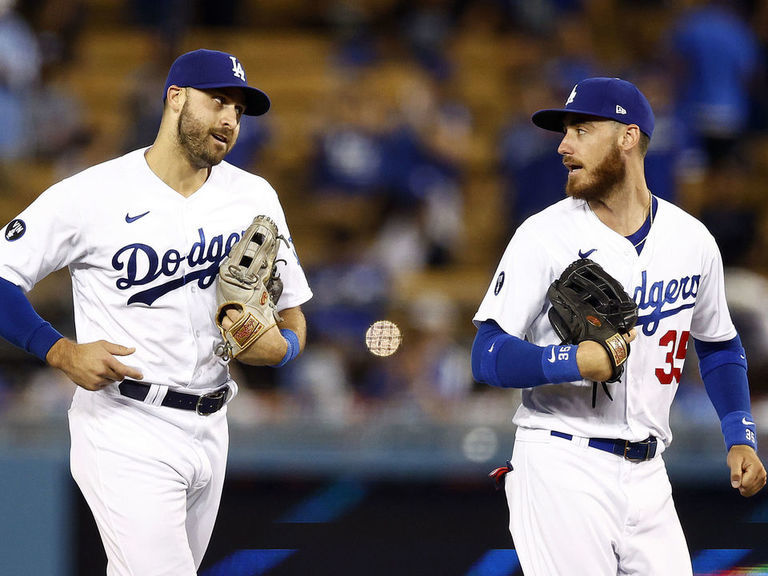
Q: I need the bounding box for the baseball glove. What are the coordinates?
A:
[214,215,286,361]
[547,258,638,391]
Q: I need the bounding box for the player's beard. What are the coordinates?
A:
[564,143,625,202]
[177,100,234,169]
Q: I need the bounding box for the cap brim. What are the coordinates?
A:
[242,87,271,116]
[532,108,615,133]
[531,109,568,132]
[188,81,271,116]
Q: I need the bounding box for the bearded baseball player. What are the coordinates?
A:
[0,49,312,575]
[472,77,766,575]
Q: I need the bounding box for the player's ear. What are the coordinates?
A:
[620,124,641,151]
[166,85,186,113]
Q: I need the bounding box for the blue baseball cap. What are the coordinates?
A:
[163,49,270,116]
[532,77,654,138]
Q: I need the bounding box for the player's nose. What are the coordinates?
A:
[219,104,241,129]
[557,132,573,156]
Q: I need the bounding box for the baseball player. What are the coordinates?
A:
[472,77,766,575]
[0,49,312,575]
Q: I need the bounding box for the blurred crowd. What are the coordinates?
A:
[1,0,768,430]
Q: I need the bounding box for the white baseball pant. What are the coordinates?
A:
[506,427,692,576]
[69,387,229,576]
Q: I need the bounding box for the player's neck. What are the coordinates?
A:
[587,182,652,237]
[144,144,211,198]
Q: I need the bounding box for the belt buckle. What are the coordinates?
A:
[623,438,653,462]
[196,388,227,416]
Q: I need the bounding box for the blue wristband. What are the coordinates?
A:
[273,328,300,367]
[540,344,581,383]
[721,410,757,451]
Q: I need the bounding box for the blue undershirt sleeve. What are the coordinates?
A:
[695,335,757,451]
[471,320,581,388]
[0,276,63,362]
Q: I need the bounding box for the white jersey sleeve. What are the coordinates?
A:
[689,230,737,342]
[0,179,88,290]
[473,218,555,340]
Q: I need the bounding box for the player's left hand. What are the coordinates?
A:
[727,444,767,497]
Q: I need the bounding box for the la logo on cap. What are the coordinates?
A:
[229,56,245,81]
[566,86,577,105]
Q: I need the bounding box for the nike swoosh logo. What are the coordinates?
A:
[743,417,755,426]
[125,211,150,223]
[578,248,597,259]
[488,343,495,353]
[548,347,556,363]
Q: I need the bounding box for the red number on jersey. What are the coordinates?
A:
[655,329,690,385]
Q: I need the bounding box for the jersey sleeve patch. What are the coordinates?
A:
[4,219,26,242]
[494,271,505,295]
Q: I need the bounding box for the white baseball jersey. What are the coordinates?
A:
[0,147,313,398]
[474,195,735,448]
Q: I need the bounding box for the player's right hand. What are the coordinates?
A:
[46,338,144,391]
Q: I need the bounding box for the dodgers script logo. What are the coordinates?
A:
[112,228,240,305]
[633,270,699,336]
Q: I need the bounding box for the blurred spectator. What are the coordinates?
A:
[545,10,600,95]
[633,64,686,205]
[499,0,584,36]
[22,0,85,68]
[325,0,381,70]
[26,62,92,177]
[355,293,472,421]
[129,0,191,48]
[309,76,388,198]
[0,0,42,160]
[697,160,760,268]
[394,0,458,79]
[303,224,390,348]
[665,0,762,170]
[374,70,469,268]
[497,69,567,231]
[401,293,473,420]
[120,33,177,153]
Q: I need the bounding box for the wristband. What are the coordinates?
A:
[721,410,757,451]
[540,344,581,383]
[273,328,300,367]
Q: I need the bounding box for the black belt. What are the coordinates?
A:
[118,380,229,416]
[551,430,657,462]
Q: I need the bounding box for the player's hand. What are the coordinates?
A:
[727,444,767,497]
[577,329,637,382]
[221,308,287,365]
[46,338,144,391]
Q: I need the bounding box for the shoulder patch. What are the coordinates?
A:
[494,271,505,295]
[5,219,25,241]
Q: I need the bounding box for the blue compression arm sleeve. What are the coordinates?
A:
[471,320,581,388]
[0,276,63,362]
[695,335,756,451]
